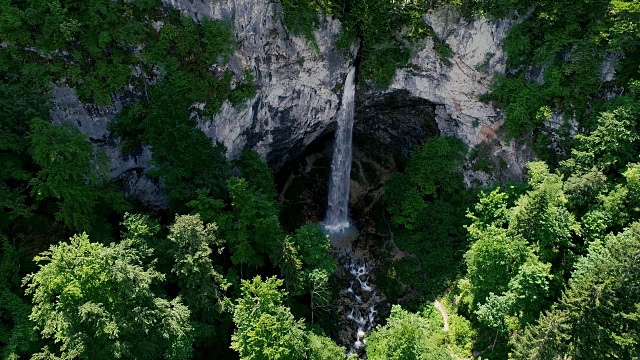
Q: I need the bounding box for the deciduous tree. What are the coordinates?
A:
[231,276,306,360]
[24,233,193,359]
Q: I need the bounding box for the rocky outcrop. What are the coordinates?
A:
[163,0,351,169]
[389,8,532,185]
[50,2,535,205]
[49,86,167,207]
[50,0,351,207]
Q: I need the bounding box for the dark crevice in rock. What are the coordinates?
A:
[354,89,438,163]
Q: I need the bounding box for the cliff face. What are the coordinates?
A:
[389,8,532,184]
[51,0,351,207]
[161,0,351,169]
[50,1,531,206]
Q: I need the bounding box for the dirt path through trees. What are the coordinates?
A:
[434,300,449,332]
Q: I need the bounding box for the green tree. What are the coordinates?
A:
[480,0,630,140]
[624,163,640,222]
[231,276,306,360]
[406,137,467,198]
[307,332,347,360]
[235,149,277,199]
[475,292,516,336]
[569,103,640,174]
[289,224,336,321]
[225,177,284,274]
[0,84,47,225]
[464,224,529,309]
[609,0,640,52]
[474,255,552,335]
[0,235,38,359]
[467,189,510,229]
[291,224,336,282]
[507,258,552,326]
[167,214,230,346]
[563,167,607,217]
[24,233,193,359]
[511,222,640,359]
[367,305,451,360]
[383,136,471,298]
[385,173,426,230]
[28,118,124,232]
[277,236,303,297]
[464,173,559,339]
[306,269,332,324]
[510,162,579,267]
[120,212,160,260]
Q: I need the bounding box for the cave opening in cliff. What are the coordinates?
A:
[274,88,438,355]
[274,90,438,233]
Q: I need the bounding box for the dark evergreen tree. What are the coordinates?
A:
[511,222,640,359]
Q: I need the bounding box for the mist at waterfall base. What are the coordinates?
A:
[323,67,357,234]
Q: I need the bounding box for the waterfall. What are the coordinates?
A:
[324,67,356,233]
[323,66,378,358]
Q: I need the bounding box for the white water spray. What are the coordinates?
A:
[324,67,357,233]
[343,259,378,357]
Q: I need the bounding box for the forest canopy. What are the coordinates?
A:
[1,0,640,359]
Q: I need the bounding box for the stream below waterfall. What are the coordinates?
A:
[330,232,382,359]
[341,253,379,357]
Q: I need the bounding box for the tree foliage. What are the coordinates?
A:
[24,233,193,360]
[367,305,452,360]
[510,162,579,266]
[168,214,230,344]
[0,236,38,360]
[384,136,471,300]
[29,118,124,232]
[307,332,347,360]
[231,276,307,360]
[511,222,640,359]
[225,177,284,271]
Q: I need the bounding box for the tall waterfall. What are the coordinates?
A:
[324,67,356,233]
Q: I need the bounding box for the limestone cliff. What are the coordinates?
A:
[51,0,351,207]
[50,1,533,206]
[162,0,351,169]
[389,8,532,185]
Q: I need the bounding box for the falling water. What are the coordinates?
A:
[324,67,357,233]
[322,65,378,357]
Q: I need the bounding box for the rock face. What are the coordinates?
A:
[389,8,532,184]
[49,2,533,206]
[163,0,351,169]
[50,0,351,207]
[49,86,167,207]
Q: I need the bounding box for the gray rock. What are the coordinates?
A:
[49,0,350,207]
[49,2,538,205]
[49,86,166,207]
[388,7,531,185]
[164,0,351,170]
